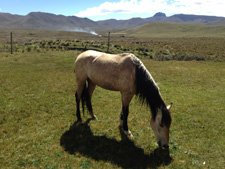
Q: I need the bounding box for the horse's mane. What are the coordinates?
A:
[133,57,171,126]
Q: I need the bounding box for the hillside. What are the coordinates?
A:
[1,12,225,32]
[119,22,225,38]
[0,12,99,31]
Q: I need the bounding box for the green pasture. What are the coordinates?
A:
[0,51,224,168]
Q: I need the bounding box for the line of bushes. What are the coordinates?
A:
[154,53,206,61]
[1,39,207,61]
[153,49,206,61]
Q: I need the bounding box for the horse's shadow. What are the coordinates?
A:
[60,119,173,169]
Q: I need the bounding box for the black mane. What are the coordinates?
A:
[134,58,171,126]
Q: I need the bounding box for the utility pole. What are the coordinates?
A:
[107,32,110,53]
[11,32,13,54]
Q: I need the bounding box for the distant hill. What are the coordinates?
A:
[0,12,225,32]
[0,13,23,23]
[97,12,225,29]
[0,12,99,31]
[119,22,225,38]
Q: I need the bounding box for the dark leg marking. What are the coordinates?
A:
[120,112,124,121]
[119,111,124,128]
[87,79,97,120]
[122,106,129,131]
[86,92,94,115]
[75,92,81,121]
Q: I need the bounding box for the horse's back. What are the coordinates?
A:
[75,50,133,64]
[74,50,136,93]
[74,50,135,71]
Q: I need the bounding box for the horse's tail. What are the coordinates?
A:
[81,80,92,115]
[81,82,87,115]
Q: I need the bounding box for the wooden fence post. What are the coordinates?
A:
[11,32,13,54]
[107,32,110,53]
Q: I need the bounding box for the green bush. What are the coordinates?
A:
[173,54,206,61]
[154,55,171,61]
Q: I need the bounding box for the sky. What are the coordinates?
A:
[1,0,225,21]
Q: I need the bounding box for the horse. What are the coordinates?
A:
[74,50,172,148]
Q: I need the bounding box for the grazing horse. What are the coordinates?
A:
[74,50,172,148]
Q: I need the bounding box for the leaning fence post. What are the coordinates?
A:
[11,32,13,54]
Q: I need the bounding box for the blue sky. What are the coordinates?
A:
[1,0,225,21]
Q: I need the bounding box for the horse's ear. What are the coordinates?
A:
[166,103,173,110]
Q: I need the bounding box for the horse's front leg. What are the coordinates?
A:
[122,106,133,137]
[120,92,134,137]
[119,110,124,128]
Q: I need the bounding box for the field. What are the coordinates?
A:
[1,28,225,61]
[0,28,225,168]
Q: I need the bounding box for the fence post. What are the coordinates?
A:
[107,32,110,53]
[11,32,13,54]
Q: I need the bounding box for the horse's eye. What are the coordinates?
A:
[160,123,164,128]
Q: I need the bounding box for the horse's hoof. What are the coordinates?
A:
[124,130,133,137]
[92,115,98,120]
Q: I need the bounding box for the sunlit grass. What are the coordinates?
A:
[0,51,224,168]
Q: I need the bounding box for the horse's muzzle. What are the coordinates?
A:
[157,141,169,149]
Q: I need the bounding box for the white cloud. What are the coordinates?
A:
[76,0,140,17]
[168,0,225,16]
[75,0,225,19]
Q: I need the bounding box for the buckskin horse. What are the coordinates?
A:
[74,50,172,148]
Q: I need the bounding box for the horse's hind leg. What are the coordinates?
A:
[87,79,97,120]
[75,92,81,121]
[75,80,86,122]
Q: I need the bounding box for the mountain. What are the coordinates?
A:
[153,12,166,18]
[0,12,99,31]
[171,14,225,23]
[0,12,225,32]
[97,12,225,29]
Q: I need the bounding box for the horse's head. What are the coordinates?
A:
[150,103,172,148]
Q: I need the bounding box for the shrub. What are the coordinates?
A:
[173,54,206,61]
[154,55,171,61]
[154,49,172,61]
[27,46,32,52]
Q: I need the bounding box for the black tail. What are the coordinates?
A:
[135,59,165,120]
[80,80,93,115]
[81,82,87,115]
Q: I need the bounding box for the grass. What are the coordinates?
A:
[0,50,224,168]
